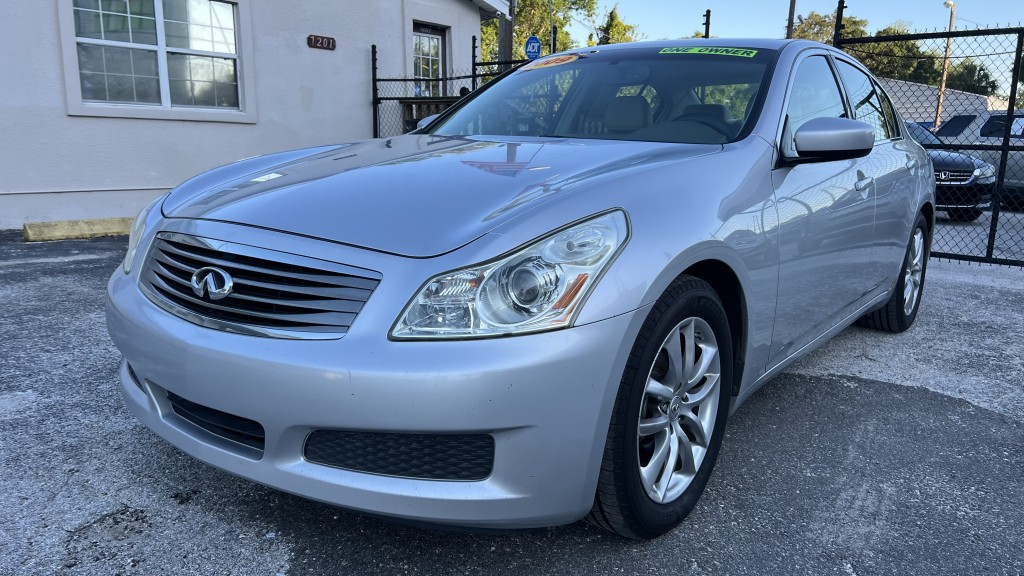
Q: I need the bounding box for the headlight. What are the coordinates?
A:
[123,195,164,274]
[391,210,629,339]
[973,162,996,183]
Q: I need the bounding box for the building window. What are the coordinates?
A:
[60,0,256,122]
[413,23,446,97]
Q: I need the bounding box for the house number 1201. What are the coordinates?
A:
[307,35,336,51]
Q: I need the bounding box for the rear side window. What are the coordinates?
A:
[980,115,1024,138]
[836,60,894,142]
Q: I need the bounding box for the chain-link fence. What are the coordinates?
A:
[371,42,527,139]
[837,25,1024,266]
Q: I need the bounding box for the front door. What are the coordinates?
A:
[769,53,877,363]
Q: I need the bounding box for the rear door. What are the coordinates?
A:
[769,52,877,363]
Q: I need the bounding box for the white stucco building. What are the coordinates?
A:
[0,0,507,229]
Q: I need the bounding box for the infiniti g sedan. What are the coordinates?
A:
[107,40,934,540]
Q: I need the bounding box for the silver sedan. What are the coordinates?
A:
[107,39,934,539]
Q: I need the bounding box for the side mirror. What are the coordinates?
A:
[416,114,440,131]
[792,117,874,162]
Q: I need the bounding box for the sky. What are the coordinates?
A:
[567,0,1023,44]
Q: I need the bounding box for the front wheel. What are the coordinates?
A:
[587,276,733,539]
[857,212,930,332]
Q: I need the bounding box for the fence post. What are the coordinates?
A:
[703,10,711,39]
[371,44,379,139]
[985,31,1024,258]
[471,35,478,91]
[833,0,846,46]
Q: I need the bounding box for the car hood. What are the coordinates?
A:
[928,149,984,172]
[163,135,719,257]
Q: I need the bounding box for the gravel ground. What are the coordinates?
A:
[1,231,1021,576]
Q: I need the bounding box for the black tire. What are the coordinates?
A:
[946,208,982,222]
[586,275,733,539]
[857,212,930,333]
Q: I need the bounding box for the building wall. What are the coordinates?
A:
[0,0,483,229]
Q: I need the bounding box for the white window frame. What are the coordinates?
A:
[57,0,257,123]
[412,22,447,98]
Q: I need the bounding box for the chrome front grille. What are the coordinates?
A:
[934,170,974,184]
[139,232,381,339]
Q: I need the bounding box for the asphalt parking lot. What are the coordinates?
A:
[1,230,1022,576]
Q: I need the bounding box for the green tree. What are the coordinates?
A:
[853,23,940,85]
[480,0,597,61]
[588,5,640,46]
[791,10,868,45]
[946,58,1000,96]
[479,18,500,61]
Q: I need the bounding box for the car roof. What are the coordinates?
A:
[562,38,830,54]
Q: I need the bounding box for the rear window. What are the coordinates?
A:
[905,121,941,145]
[934,114,976,137]
[429,46,777,145]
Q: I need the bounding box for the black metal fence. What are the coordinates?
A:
[835,16,1024,266]
[371,38,527,138]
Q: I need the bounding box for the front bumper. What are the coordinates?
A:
[107,267,643,529]
[935,182,993,209]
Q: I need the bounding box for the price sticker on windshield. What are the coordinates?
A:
[522,54,580,70]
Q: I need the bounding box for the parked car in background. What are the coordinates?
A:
[905,121,995,222]
[935,110,1024,211]
[107,40,935,540]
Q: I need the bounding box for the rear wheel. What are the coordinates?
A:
[946,208,982,222]
[587,276,732,539]
[857,212,929,332]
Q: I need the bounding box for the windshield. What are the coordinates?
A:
[904,121,942,145]
[429,46,777,145]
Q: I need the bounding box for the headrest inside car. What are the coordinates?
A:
[605,95,653,133]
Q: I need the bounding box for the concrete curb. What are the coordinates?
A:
[22,217,133,242]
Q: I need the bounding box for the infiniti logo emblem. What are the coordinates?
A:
[190,266,233,301]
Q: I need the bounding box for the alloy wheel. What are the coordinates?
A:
[637,316,721,504]
[903,228,925,316]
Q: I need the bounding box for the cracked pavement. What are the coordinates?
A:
[1,231,1021,575]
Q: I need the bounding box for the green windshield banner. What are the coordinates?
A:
[659,47,758,58]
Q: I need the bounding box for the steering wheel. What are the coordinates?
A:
[671,113,734,138]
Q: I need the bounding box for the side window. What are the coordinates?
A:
[979,117,1004,138]
[980,115,1024,139]
[836,60,893,142]
[783,56,847,154]
[875,81,901,138]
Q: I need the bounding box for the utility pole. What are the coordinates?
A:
[498,0,517,62]
[935,0,956,129]
[703,10,711,39]
[832,0,846,46]
[786,0,797,39]
[548,0,557,54]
